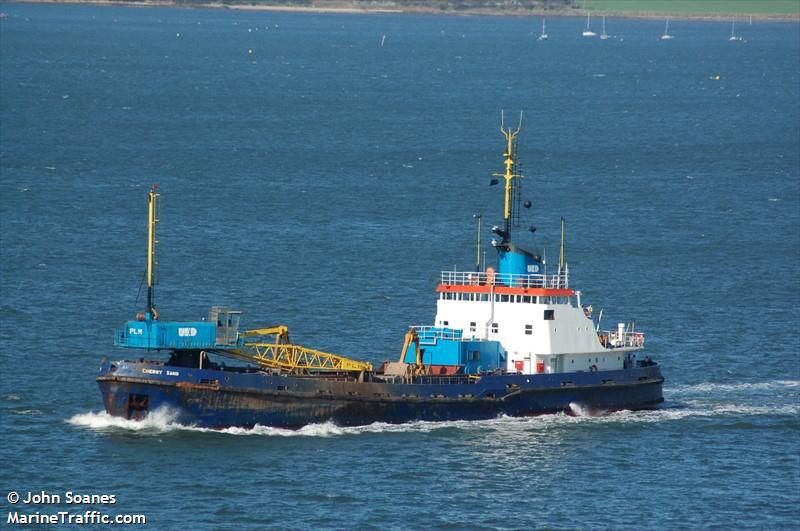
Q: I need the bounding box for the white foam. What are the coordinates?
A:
[670,380,800,395]
[68,408,182,433]
[10,409,42,416]
[67,399,799,437]
[67,409,538,437]
[185,417,521,437]
[4,395,21,401]
[568,402,608,417]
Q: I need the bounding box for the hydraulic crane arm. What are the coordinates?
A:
[217,343,372,373]
[213,325,372,373]
[398,329,422,366]
[240,326,291,344]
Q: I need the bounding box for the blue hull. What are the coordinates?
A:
[97,360,664,429]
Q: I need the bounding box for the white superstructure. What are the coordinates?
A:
[430,270,644,375]
[402,113,647,377]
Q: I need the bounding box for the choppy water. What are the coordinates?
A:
[1,4,799,529]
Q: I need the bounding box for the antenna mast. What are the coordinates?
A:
[146,184,160,318]
[473,213,482,271]
[559,217,566,273]
[494,110,523,243]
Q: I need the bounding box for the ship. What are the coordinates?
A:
[97,116,664,429]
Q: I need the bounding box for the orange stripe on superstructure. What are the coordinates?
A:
[436,284,575,297]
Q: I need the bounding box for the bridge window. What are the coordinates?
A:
[522,296,531,303]
[500,294,510,302]
[544,310,555,320]
[525,324,533,335]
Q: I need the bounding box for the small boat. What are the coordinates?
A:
[600,16,609,40]
[660,17,674,40]
[538,18,548,41]
[729,19,742,41]
[582,13,596,37]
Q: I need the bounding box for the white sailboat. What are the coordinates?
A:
[600,16,609,40]
[538,18,549,41]
[661,17,674,40]
[729,19,741,41]
[582,13,596,37]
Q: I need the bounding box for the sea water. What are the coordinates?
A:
[1,5,798,529]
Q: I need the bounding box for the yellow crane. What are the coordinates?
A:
[218,326,373,374]
[398,328,428,375]
[239,326,291,344]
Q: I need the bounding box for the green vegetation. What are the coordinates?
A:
[108,0,800,16]
[208,0,573,8]
[580,0,800,15]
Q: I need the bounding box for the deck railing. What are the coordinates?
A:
[597,330,645,349]
[410,326,463,342]
[441,270,568,289]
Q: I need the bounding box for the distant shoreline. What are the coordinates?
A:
[7,1,800,22]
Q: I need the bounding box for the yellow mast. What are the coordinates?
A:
[559,217,565,273]
[146,184,160,316]
[494,111,523,239]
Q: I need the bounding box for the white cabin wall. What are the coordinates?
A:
[433,295,627,374]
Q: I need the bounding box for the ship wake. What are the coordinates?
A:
[67,398,799,437]
[67,408,516,437]
[68,408,184,433]
[568,402,608,417]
